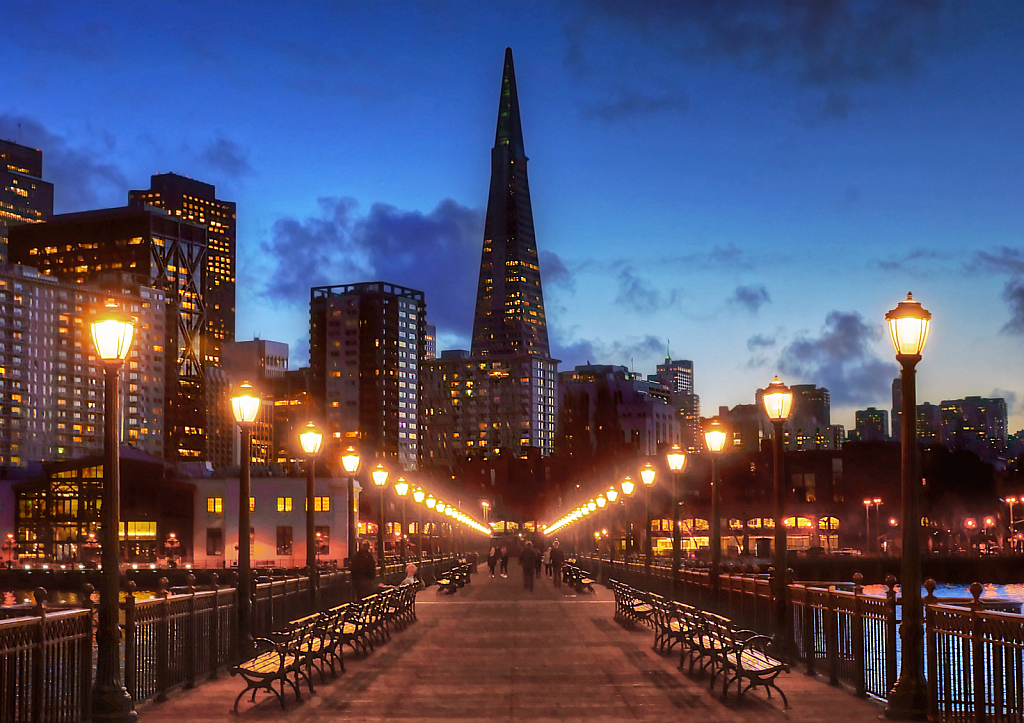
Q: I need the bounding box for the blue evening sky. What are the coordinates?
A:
[4,1,1023,433]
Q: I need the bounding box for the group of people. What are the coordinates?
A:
[485,540,565,592]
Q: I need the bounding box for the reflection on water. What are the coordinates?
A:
[3,589,160,607]
[862,582,1024,603]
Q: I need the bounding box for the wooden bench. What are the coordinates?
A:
[650,595,691,654]
[564,565,595,594]
[230,617,318,712]
[610,579,652,627]
[720,629,790,707]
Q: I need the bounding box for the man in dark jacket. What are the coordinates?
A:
[550,540,565,589]
[519,541,540,592]
[351,540,377,599]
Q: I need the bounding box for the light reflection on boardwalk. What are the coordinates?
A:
[137,568,889,722]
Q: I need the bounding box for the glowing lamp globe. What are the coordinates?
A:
[231,381,261,425]
[372,464,389,487]
[704,419,727,453]
[886,292,931,358]
[640,463,656,487]
[596,495,606,508]
[299,422,323,456]
[621,477,635,496]
[394,478,409,497]
[606,487,619,503]
[666,444,687,472]
[90,300,137,364]
[341,447,361,474]
[413,488,425,504]
[426,496,436,510]
[762,376,793,422]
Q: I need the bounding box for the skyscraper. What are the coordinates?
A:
[471,48,549,359]
[0,139,53,263]
[129,173,236,367]
[309,282,425,471]
[422,48,557,467]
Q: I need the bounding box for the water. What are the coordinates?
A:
[862,582,1024,606]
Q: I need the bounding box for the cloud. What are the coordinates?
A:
[989,389,1018,417]
[553,334,665,372]
[873,247,946,272]
[778,310,897,406]
[730,284,771,313]
[0,113,126,213]
[565,1,953,120]
[201,135,253,178]
[587,90,689,120]
[615,267,675,313]
[1003,279,1024,336]
[258,197,484,342]
[540,250,573,290]
[747,334,776,351]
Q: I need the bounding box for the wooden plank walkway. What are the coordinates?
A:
[137,565,888,722]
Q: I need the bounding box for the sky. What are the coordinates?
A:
[4,1,1023,434]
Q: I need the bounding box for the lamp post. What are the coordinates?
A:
[620,476,635,558]
[164,533,180,567]
[426,496,436,554]
[89,299,138,723]
[4,532,15,566]
[762,375,793,657]
[666,444,687,597]
[884,292,931,720]
[372,464,389,575]
[596,495,607,559]
[640,463,656,590]
[394,478,409,562]
[299,422,323,609]
[340,447,361,567]
[231,380,261,662]
[1007,497,1019,553]
[606,487,619,560]
[413,488,425,563]
[704,419,728,603]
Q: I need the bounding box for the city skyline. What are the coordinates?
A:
[3,2,1022,433]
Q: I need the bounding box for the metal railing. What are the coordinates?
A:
[0,554,459,722]
[585,555,1024,720]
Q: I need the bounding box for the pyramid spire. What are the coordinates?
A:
[494,47,526,159]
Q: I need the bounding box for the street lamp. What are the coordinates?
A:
[620,477,635,558]
[299,422,323,608]
[863,498,883,554]
[372,464,389,575]
[884,292,931,720]
[640,463,656,590]
[761,375,793,657]
[4,532,16,566]
[340,446,361,567]
[704,419,727,603]
[89,299,138,723]
[164,533,181,567]
[606,487,620,560]
[413,488,425,563]
[231,380,261,662]
[666,444,687,597]
[394,478,409,562]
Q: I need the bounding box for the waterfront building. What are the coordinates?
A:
[0,139,53,264]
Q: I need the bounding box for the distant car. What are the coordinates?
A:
[831,548,864,556]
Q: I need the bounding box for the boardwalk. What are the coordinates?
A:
[137,566,888,722]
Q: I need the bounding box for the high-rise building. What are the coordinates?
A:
[0,139,54,263]
[0,264,165,464]
[221,338,290,467]
[655,358,693,394]
[129,173,235,367]
[309,282,425,471]
[854,407,889,442]
[8,206,207,461]
[422,48,558,468]
[940,396,1008,456]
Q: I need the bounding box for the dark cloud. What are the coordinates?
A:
[730,284,771,313]
[969,247,1024,275]
[587,90,689,120]
[566,1,953,120]
[259,197,483,342]
[540,250,573,290]
[779,310,897,406]
[201,136,253,178]
[873,247,945,272]
[1003,279,1024,336]
[615,267,675,313]
[747,334,776,351]
[553,334,664,372]
[0,113,126,213]
[990,389,1018,418]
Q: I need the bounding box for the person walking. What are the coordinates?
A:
[550,540,565,589]
[543,546,552,577]
[520,541,540,592]
[499,546,509,578]
[351,539,377,600]
[487,546,498,578]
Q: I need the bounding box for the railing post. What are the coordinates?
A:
[185,574,197,689]
[32,587,46,720]
[924,579,938,721]
[852,573,866,696]
[885,574,898,695]
[81,583,95,719]
[800,585,816,677]
[826,586,839,685]
[227,571,239,664]
[124,580,137,701]
[970,581,985,723]
[208,573,220,679]
[155,577,170,702]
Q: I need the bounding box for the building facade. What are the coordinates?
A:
[0,140,53,264]
[854,407,889,442]
[8,206,207,462]
[309,282,425,471]
[0,264,165,465]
